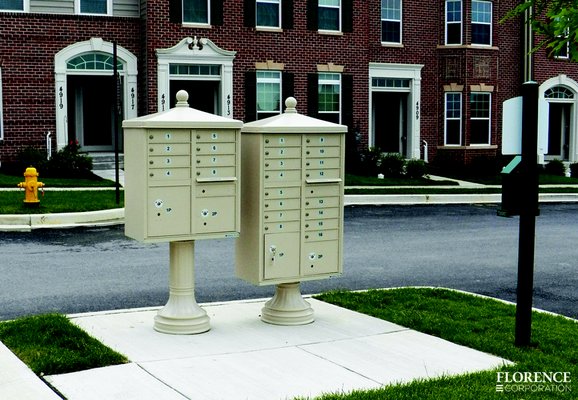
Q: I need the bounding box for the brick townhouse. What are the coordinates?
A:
[0,0,576,169]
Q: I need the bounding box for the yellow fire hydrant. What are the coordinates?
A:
[17,166,45,206]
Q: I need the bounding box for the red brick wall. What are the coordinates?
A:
[0,12,141,163]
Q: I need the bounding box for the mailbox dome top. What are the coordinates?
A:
[242,97,347,134]
[123,90,243,129]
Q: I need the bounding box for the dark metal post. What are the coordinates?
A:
[113,41,120,205]
[515,81,539,347]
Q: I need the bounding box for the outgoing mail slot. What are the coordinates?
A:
[149,143,190,155]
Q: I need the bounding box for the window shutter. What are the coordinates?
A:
[281,72,294,105]
[211,0,224,25]
[307,73,319,118]
[245,71,257,122]
[307,0,318,31]
[244,0,256,27]
[169,0,182,24]
[342,74,354,128]
[282,0,294,30]
[342,0,353,33]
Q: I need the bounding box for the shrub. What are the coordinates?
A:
[405,159,427,179]
[45,141,93,178]
[544,159,566,176]
[358,147,383,177]
[379,153,406,178]
[570,163,578,178]
[15,147,48,172]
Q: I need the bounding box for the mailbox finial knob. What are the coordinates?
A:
[175,90,189,107]
[284,97,297,114]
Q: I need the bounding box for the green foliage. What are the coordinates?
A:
[15,147,48,172]
[544,159,567,176]
[379,152,405,178]
[0,313,128,376]
[358,147,383,177]
[503,0,578,61]
[405,159,427,179]
[569,163,578,178]
[45,141,93,178]
[314,288,578,400]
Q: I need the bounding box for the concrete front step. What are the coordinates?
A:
[89,153,124,171]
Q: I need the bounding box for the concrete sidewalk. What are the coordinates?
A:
[1,297,510,400]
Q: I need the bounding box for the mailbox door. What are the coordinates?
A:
[263,232,300,280]
[147,186,191,237]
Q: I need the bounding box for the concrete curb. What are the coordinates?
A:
[0,193,577,232]
[0,208,124,232]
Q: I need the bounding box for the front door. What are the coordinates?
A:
[372,92,408,155]
[67,75,120,152]
[547,103,571,160]
[169,80,220,114]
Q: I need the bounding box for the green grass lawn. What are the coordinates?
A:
[0,190,124,214]
[0,172,115,188]
[0,314,127,376]
[310,288,577,400]
[345,174,458,186]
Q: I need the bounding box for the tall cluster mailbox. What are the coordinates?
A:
[123,90,243,334]
[236,97,347,325]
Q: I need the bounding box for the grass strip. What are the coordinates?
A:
[345,174,458,186]
[0,172,115,188]
[311,288,578,400]
[345,187,578,195]
[0,190,124,214]
[0,313,128,376]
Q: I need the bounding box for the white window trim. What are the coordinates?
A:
[471,0,492,46]
[256,0,281,29]
[470,92,491,145]
[380,0,402,45]
[75,0,113,16]
[256,70,282,117]
[318,73,342,122]
[0,0,29,12]
[318,0,342,33]
[444,92,462,146]
[0,67,3,141]
[182,0,211,26]
[445,0,462,45]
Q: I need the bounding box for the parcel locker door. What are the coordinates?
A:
[263,233,300,281]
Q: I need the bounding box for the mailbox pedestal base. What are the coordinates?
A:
[261,282,314,326]
[154,241,210,334]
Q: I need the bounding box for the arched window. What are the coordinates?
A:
[544,86,574,100]
[67,53,124,71]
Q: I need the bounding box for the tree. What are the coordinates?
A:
[505,0,577,61]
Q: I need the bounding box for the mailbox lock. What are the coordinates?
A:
[306,139,310,143]
[149,135,154,140]
[265,139,270,144]
[197,135,201,139]
[150,173,154,177]
[197,147,201,151]
[149,160,154,165]
[149,148,154,152]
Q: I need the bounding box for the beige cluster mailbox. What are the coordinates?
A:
[236,97,347,325]
[123,90,242,334]
[123,91,242,243]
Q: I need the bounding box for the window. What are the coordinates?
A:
[445,0,462,45]
[554,26,570,59]
[183,0,209,24]
[470,92,491,145]
[256,71,282,119]
[0,0,24,11]
[381,0,401,43]
[256,0,281,28]
[445,93,462,145]
[318,0,340,31]
[471,0,492,45]
[318,73,341,123]
[78,0,109,14]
